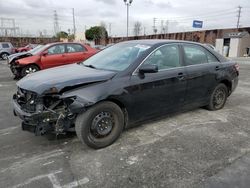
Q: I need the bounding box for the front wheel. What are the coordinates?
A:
[206,83,228,111]
[1,52,9,60]
[75,101,124,149]
[21,64,40,77]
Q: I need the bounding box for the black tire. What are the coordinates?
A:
[21,64,40,77]
[75,101,124,149]
[206,83,228,111]
[1,52,9,60]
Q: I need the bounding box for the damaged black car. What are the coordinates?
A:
[13,40,239,149]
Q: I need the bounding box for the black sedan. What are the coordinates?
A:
[13,40,239,149]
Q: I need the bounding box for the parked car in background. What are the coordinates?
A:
[93,45,106,50]
[0,42,15,60]
[12,40,239,149]
[15,44,38,53]
[8,45,44,78]
[204,43,216,50]
[9,42,97,78]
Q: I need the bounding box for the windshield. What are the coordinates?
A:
[83,42,152,71]
[30,44,50,55]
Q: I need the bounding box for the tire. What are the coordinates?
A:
[1,52,9,60]
[75,101,124,149]
[21,64,40,77]
[206,83,228,111]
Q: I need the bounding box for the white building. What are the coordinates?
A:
[215,32,250,57]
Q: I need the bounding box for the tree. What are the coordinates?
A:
[85,26,108,41]
[134,21,142,36]
[56,31,68,39]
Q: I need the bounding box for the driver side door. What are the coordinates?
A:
[41,44,67,69]
[127,44,187,123]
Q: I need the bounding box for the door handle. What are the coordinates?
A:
[177,72,185,80]
[215,66,220,71]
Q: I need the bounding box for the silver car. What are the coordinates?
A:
[0,42,15,60]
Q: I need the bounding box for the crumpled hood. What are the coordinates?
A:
[17,64,116,95]
[8,52,31,63]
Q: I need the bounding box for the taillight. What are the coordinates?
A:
[234,63,239,72]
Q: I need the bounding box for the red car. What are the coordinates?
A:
[9,42,97,78]
[15,44,38,53]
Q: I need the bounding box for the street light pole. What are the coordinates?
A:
[124,0,133,38]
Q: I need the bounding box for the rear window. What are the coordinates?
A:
[2,43,10,48]
[66,44,85,53]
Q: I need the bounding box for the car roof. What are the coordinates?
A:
[46,42,85,46]
[121,39,204,46]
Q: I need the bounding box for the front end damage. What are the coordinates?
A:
[8,53,33,78]
[13,87,91,136]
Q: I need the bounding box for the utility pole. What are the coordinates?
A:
[153,17,157,34]
[236,6,242,29]
[165,20,169,34]
[143,26,146,36]
[161,20,164,34]
[72,8,76,37]
[124,0,133,38]
[109,23,112,37]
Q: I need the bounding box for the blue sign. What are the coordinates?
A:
[193,20,203,28]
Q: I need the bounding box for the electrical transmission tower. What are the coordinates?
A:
[0,18,19,37]
[54,10,59,35]
[236,6,242,29]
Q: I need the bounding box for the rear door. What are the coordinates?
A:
[41,44,67,68]
[65,43,88,64]
[181,43,221,106]
[127,44,188,122]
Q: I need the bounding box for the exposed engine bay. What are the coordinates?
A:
[13,87,83,136]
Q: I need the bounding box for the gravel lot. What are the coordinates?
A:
[0,59,250,188]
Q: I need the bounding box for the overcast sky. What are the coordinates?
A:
[0,0,250,37]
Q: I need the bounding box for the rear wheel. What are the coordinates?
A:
[1,52,9,60]
[206,83,228,111]
[21,64,40,77]
[75,101,124,149]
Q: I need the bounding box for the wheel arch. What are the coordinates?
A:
[101,98,129,129]
[219,79,232,95]
[23,63,41,70]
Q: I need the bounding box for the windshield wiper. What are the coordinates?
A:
[84,64,96,69]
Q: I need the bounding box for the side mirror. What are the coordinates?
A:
[139,64,158,74]
[41,50,48,56]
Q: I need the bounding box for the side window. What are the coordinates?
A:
[183,44,219,65]
[47,45,65,55]
[66,44,85,53]
[2,43,10,48]
[144,45,180,70]
[206,51,219,63]
[183,45,208,65]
